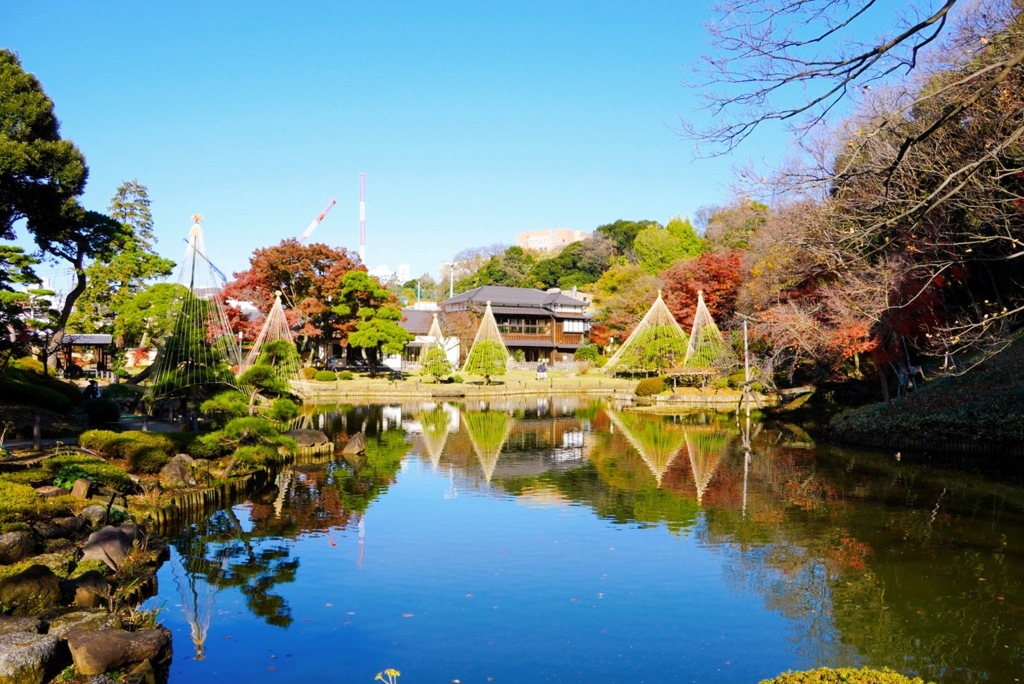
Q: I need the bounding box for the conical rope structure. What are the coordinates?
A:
[606,410,687,486]
[419,313,446,362]
[147,216,240,402]
[236,291,302,393]
[603,291,689,374]
[683,290,737,371]
[461,301,511,376]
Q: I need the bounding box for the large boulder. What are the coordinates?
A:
[81,525,140,571]
[286,429,329,447]
[0,531,37,565]
[64,570,112,609]
[33,516,88,540]
[80,505,128,527]
[0,616,44,636]
[159,454,196,489]
[0,565,61,617]
[342,431,367,455]
[66,627,170,676]
[47,609,122,639]
[0,632,66,684]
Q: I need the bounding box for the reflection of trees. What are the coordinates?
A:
[462,410,513,482]
[416,407,451,467]
[331,428,409,512]
[702,447,1024,683]
[172,509,299,629]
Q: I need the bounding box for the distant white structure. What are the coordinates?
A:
[517,228,590,252]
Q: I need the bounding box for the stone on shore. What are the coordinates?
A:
[0,632,66,684]
[158,454,196,488]
[0,531,37,565]
[66,627,170,676]
[81,525,140,571]
[0,565,61,617]
[47,609,122,639]
[286,428,330,447]
[342,431,366,455]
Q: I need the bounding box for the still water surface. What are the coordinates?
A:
[144,398,1024,683]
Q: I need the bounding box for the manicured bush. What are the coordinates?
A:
[635,376,668,396]
[127,446,171,474]
[78,429,121,454]
[314,370,337,382]
[299,366,318,380]
[337,370,354,380]
[760,667,930,684]
[41,453,135,493]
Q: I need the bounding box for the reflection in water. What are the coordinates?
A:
[157,399,1024,683]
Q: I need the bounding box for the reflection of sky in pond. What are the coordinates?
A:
[150,458,797,683]
[146,404,1024,683]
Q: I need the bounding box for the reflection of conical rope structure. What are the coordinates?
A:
[417,407,452,469]
[606,410,687,486]
[461,301,511,374]
[148,216,241,400]
[419,313,447,362]
[684,428,730,504]
[603,291,689,374]
[462,409,513,482]
[684,290,737,370]
[171,534,218,661]
[237,292,301,386]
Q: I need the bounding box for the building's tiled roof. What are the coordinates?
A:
[444,286,587,310]
[400,309,434,335]
[61,334,114,346]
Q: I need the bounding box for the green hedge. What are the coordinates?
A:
[314,370,337,382]
[761,667,930,684]
[635,376,668,396]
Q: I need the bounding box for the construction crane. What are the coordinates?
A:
[298,199,337,244]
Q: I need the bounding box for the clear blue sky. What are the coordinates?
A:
[5,1,779,287]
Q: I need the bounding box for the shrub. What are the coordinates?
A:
[78,429,121,454]
[0,377,73,412]
[12,356,44,374]
[200,390,249,428]
[513,349,525,363]
[127,446,171,474]
[635,376,668,396]
[265,398,299,424]
[239,364,288,396]
[299,366,318,380]
[574,344,599,364]
[42,453,135,493]
[337,370,354,380]
[189,433,226,459]
[450,374,464,384]
[314,370,337,382]
[0,480,75,525]
[760,667,930,684]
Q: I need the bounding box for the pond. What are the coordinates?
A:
[142,398,1024,684]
